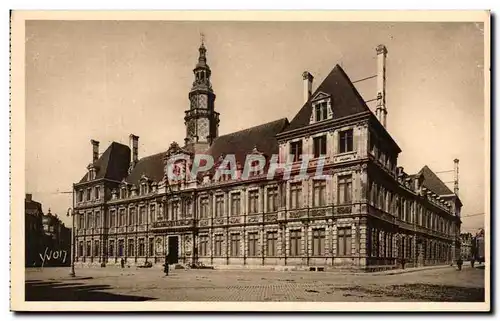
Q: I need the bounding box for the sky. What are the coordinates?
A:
[25,20,486,231]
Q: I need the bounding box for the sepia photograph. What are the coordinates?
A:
[10,10,490,312]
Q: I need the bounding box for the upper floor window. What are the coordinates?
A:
[267,187,279,212]
[248,190,259,214]
[94,186,100,200]
[315,101,328,122]
[338,175,352,205]
[149,205,156,223]
[290,182,302,209]
[78,190,83,203]
[215,195,224,218]
[290,141,302,162]
[200,197,209,219]
[339,129,353,153]
[313,180,326,207]
[231,193,241,216]
[86,188,91,201]
[313,135,327,158]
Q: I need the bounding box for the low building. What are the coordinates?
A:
[72,42,462,271]
[25,194,44,267]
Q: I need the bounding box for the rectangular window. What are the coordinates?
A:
[313,180,326,207]
[267,187,278,212]
[231,193,241,216]
[214,234,223,256]
[266,231,278,256]
[248,232,259,257]
[312,228,326,256]
[78,213,85,229]
[78,190,83,202]
[315,102,328,121]
[94,186,100,200]
[339,129,354,153]
[109,240,115,257]
[230,233,241,256]
[93,240,100,257]
[290,141,303,162]
[86,188,91,201]
[338,175,353,204]
[337,227,352,256]
[290,182,302,209]
[248,190,259,214]
[150,205,156,223]
[199,235,209,256]
[171,201,179,221]
[86,213,93,228]
[313,135,327,158]
[119,208,125,226]
[290,230,302,257]
[86,241,91,257]
[128,239,135,257]
[138,238,145,256]
[200,197,209,218]
[95,211,101,228]
[215,195,224,218]
[148,238,154,257]
[110,210,116,227]
[128,208,135,226]
[118,240,124,257]
[139,206,146,224]
[78,241,83,257]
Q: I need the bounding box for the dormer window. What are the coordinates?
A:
[315,101,328,122]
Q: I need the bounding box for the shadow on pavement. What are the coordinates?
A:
[25,280,156,301]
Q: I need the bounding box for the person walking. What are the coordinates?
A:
[163,252,170,276]
[471,258,475,268]
[457,257,463,271]
[120,257,125,269]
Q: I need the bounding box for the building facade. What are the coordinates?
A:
[73,42,462,271]
[25,194,45,266]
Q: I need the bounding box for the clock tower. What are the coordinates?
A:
[184,37,220,153]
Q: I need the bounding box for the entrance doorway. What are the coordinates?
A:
[168,236,179,264]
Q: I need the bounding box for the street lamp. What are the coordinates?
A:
[66,186,76,277]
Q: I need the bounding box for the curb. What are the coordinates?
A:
[364,265,451,276]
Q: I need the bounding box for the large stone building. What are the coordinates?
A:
[73,42,462,271]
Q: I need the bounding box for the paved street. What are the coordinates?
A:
[25,265,485,302]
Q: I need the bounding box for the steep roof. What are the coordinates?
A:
[286,64,371,132]
[418,165,453,196]
[207,118,289,165]
[79,142,130,183]
[125,151,167,186]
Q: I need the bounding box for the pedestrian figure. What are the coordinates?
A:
[400,257,406,270]
[457,257,463,271]
[163,253,170,276]
[120,257,125,269]
[471,259,475,268]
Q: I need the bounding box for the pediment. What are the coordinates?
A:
[311,91,330,102]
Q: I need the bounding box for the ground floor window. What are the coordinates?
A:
[128,239,135,257]
[199,235,209,256]
[312,228,326,256]
[118,240,124,257]
[138,238,145,256]
[148,238,154,256]
[93,240,100,257]
[109,240,115,257]
[78,241,83,257]
[230,233,241,256]
[337,227,352,256]
[266,231,278,256]
[289,230,301,257]
[86,241,91,257]
[248,232,259,256]
[214,234,223,256]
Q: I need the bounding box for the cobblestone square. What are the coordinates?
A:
[25,265,485,302]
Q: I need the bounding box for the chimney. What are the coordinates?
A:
[129,134,139,168]
[26,193,32,202]
[90,139,99,163]
[302,71,314,104]
[375,44,388,127]
[454,158,459,196]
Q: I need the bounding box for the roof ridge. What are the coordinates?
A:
[217,117,288,138]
